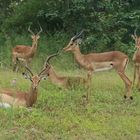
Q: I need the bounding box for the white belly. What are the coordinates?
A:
[0,94,26,107]
[93,61,113,72]
[18,58,26,62]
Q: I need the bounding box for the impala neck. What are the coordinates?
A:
[29,41,38,57]
[136,48,140,54]
[48,67,62,83]
[31,41,38,51]
[133,48,140,62]
[26,85,38,107]
[73,46,84,65]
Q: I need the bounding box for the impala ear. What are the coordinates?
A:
[22,72,32,81]
[41,76,47,80]
[31,35,34,39]
[76,38,82,45]
[39,74,47,80]
[36,35,40,39]
[131,35,136,40]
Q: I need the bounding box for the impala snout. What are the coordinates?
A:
[32,84,38,89]
[32,81,40,89]
[135,44,140,49]
[31,76,41,89]
[63,46,70,52]
[63,44,74,52]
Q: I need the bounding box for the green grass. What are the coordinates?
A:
[0,64,140,140]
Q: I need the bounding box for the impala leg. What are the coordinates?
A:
[118,71,132,99]
[25,59,32,68]
[25,60,29,67]
[133,65,137,87]
[15,58,24,72]
[15,65,19,72]
[21,60,30,73]
[13,56,18,72]
[13,63,17,72]
[86,71,92,101]
[133,66,139,88]
[136,67,140,91]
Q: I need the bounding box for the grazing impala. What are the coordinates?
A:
[0,64,46,108]
[12,25,42,72]
[63,31,132,99]
[131,28,140,90]
[41,53,87,89]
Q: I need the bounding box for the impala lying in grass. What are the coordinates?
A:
[41,53,87,89]
[0,64,46,108]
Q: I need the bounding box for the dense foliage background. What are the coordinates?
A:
[0,0,140,59]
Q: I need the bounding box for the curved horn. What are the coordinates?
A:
[134,28,138,37]
[37,24,43,35]
[16,58,33,76]
[38,67,46,76]
[72,30,84,41]
[28,25,35,35]
[38,52,59,76]
[24,65,33,76]
[45,53,59,65]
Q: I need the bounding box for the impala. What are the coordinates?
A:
[0,64,46,108]
[41,53,87,89]
[63,31,132,99]
[12,25,42,72]
[131,28,140,90]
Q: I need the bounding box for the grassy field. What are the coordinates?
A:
[0,63,140,140]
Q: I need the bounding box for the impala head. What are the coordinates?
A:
[31,75,41,89]
[22,65,46,90]
[131,28,140,48]
[63,30,84,52]
[28,25,42,44]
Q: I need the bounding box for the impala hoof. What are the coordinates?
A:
[130,96,133,100]
[124,95,127,99]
